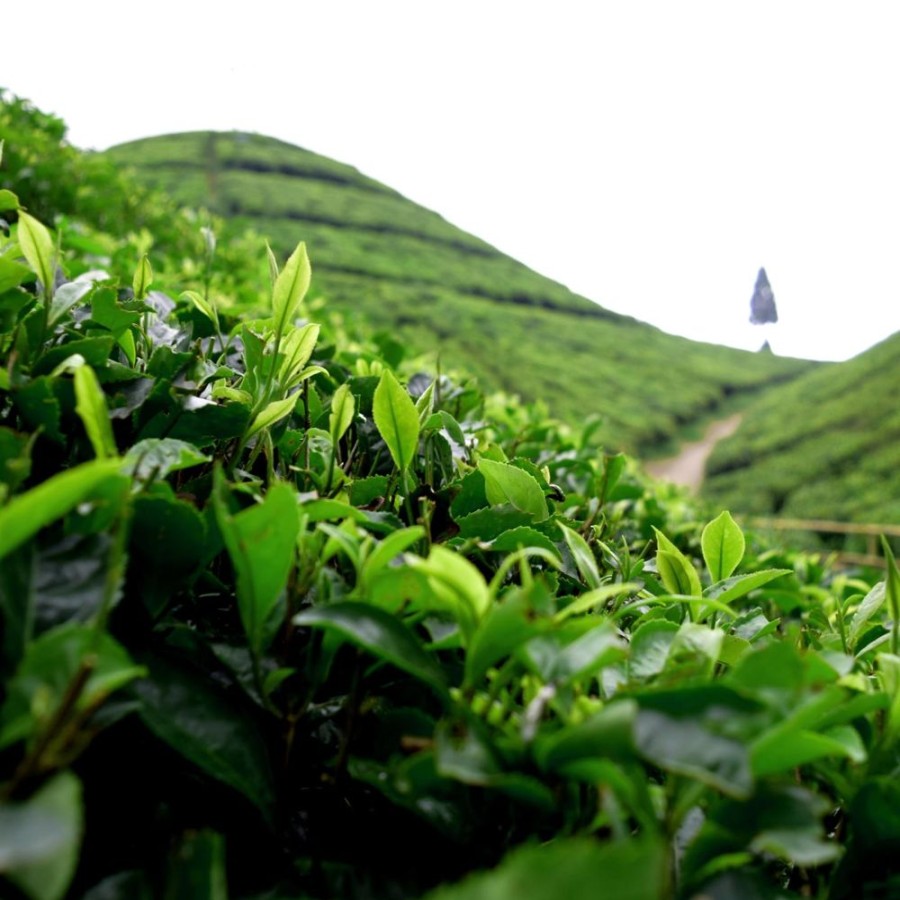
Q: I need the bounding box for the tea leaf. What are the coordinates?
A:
[0,188,19,211]
[329,382,355,445]
[246,393,299,440]
[373,369,419,473]
[181,289,219,329]
[653,528,701,597]
[0,255,32,293]
[17,210,56,299]
[213,476,300,656]
[425,834,665,900]
[701,510,744,582]
[558,521,601,587]
[293,602,448,697]
[132,254,153,300]
[478,458,548,522]
[0,459,124,559]
[272,240,310,338]
[279,322,320,386]
[134,655,276,820]
[74,364,117,459]
[0,772,83,900]
[704,568,792,608]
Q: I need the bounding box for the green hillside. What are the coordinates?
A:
[105,131,812,451]
[703,330,900,522]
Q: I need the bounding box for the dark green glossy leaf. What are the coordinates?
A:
[160,400,251,446]
[90,287,144,336]
[293,601,448,697]
[34,336,115,376]
[133,655,275,820]
[33,533,115,631]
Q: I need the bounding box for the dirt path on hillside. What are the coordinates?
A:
[645,414,744,493]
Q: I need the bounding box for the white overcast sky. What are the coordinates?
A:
[6,1,900,361]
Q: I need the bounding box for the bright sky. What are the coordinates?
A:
[7,1,900,361]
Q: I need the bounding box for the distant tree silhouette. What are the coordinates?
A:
[750,267,778,325]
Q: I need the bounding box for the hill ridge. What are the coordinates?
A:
[105,130,814,450]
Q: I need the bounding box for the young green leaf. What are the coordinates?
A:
[246,394,299,440]
[558,521,601,587]
[74,364,117,459]
[279,322,320,385]
[701,510,745,582]
[132,254,153,300]
[0,188,19,212]
[181,289,219,330]
[272,241,310,338]
[265,240,279,286]
[373,369,420,473]
[0,459,124,559]
[653,527,702,596]
[703,568,792,607]
[17,210,56,299]
[213,475,300,656]
[478,459,548,521]
[329,383,355,446]
[0,256,32,293]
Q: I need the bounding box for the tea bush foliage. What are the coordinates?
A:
[2,101,900,900]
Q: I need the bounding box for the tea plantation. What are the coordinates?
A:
[2,91,900,900]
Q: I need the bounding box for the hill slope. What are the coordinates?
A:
[703,331,900,522]
[104,131,812,451]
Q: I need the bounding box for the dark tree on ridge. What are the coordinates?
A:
[750,267,778,325]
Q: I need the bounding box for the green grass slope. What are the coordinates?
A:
[703,331,900,522]
[105,131,812,451]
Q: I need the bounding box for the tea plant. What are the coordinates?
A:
[1,148,900,900]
